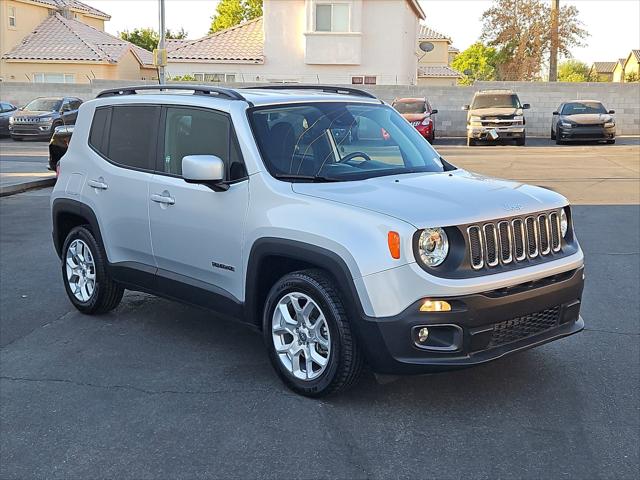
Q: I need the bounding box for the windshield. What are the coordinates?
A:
[561,102,607,115]
[249,102,446,182]
[24,98,61,112]
[393,101,425,114]
[471,94,521,110]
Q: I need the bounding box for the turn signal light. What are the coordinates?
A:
[420,300,451,312]
[388,231,400,259]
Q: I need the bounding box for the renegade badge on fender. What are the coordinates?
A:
[51,85,584,397]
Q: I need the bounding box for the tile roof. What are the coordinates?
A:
[166,39,190,52]
[31,0,110,19]
[168,18,264,63]
[2,13,152,65]
[632,49,640,62]
[418,25,450,41]
[591,62,617,73]
[418,65,462,78]
[618,58,627,66]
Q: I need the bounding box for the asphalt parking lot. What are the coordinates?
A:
[1,138,639,479]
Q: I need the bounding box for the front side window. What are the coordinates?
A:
[561,102,607,115]
[105,106,160,170]
[316,3,349,32]
[471,94,521,110]
[249,102,445,182]
[163,107,245,180]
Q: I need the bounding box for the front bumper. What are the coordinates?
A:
[9,123,54,139]
[353,266,585,374]
[468,125,525,140]
[559,125,615,141]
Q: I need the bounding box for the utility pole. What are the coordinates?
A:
[157,0,167,84]
[549,0,559,82]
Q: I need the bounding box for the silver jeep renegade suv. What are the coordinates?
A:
[51,85,585,397]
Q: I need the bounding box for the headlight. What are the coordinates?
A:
[561,122,573,128]
[469,115,482,126]
[8,117,15,124]
[560,208,569,238]
[417,228,449,267]
[604,121,615,128]
[513,115,524,122]
[39,117,53,124]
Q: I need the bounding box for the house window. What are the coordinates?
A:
[8,6,16,27]
[364,76,377,85]
[351,76,363,85]
[33,73,75,83]
[316,3,349,32]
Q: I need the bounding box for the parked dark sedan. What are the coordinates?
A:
[551,100,616,144]
[48,125,74,176]
[9,96,82,140]
[0,102,18,136]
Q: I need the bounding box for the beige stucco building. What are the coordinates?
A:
[0,0,157,83]
[415,25,461,86]
[167,0,426,86]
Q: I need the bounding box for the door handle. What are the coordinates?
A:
[150,192,175,205]
[88,178,108,190]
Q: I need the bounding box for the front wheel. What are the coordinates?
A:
[516,134,526,146]
[551,127,556,140]
[555,129,564,145]
[606,139,616,144]
[61,226,124,314]
[467,137,476,147]
[263,269,363,397]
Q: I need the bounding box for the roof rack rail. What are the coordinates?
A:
[244,84,378,99]
[96,84,249,102]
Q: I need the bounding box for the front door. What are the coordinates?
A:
[148,106,249,303]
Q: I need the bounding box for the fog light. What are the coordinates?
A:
[417,327,429,343]
[420,300,451,312]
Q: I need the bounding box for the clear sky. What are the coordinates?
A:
[85,0,640,64]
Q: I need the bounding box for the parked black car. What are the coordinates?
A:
[49,125,74,176]
[551,100,616,144]
[9,96,82,140]
[0,101,18,136]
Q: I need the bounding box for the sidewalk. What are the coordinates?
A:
[0,140,55,197]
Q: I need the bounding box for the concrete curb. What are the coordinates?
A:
[0,177,56,197]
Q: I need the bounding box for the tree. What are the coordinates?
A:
[209,0,262,33]
[625,72,639,83]
[557,59,590,82]
[481,0,588,81]
[120,28,189,52]
[452,42,499,85]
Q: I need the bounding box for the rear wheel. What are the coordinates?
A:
[263,269,363,397]
[61,226,124,314]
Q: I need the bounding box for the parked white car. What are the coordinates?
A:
[51,85,585,397]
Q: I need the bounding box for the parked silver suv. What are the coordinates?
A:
[51,85,584,397]
[464,89,530,146]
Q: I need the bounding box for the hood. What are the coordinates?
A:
[561,113,613,125]
[401,113,427,122]
[469,107,520,117]
[13,110,55,119]
[291,170,566,228]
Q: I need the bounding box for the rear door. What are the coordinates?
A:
[148,105,249,303]
[85,104,159,270]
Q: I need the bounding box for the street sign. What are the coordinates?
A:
[153,48,167,67]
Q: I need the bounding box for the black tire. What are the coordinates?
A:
[606,139,616,144]
[555,129,563,145]
[516,134,526,146]
[61,226,124,314]
[551,127,556,140]
[263,269,363,397]
[467,137,476,147]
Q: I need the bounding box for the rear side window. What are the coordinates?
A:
[90,105,160,171]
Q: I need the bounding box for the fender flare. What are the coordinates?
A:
[51,198,103,258]
[244,237,367,326]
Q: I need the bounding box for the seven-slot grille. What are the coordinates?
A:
[467,210,562,270]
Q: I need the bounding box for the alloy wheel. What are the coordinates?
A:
[271,292,331,380]
[65,239,96,302]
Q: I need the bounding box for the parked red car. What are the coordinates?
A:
[392,97,438,143]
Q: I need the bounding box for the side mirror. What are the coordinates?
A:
[522,104,531,109]
[608,110,615,114]
[182,155,228,191]
[462,105,470,111]
[430,109,439,115]
[552,111,559,115]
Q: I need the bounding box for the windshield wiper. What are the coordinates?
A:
[273,174,340,183]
